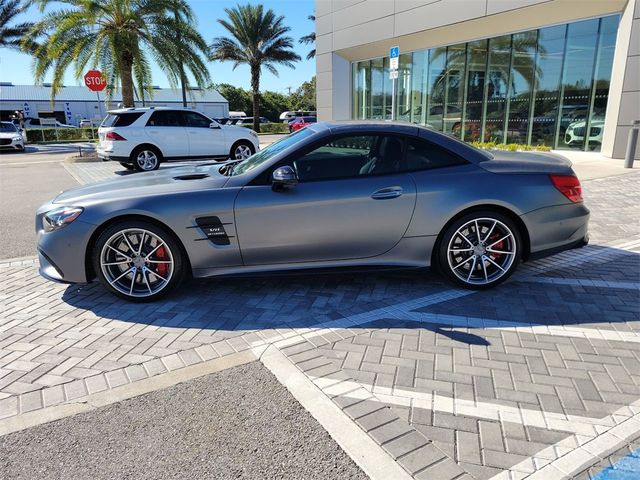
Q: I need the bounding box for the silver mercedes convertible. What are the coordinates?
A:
[36,122,589,301]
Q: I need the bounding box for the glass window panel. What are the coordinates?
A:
[507,31,537,143]
[557,19,599,150]
[531,24,566,147]
[484,36,511,143]
[409,50,428,124]
[353,61,371,120]
[444,43,466,137]
[371,58,384,119]
[395,53,413,121]
[426,47,446,131]
[463,40,487,142]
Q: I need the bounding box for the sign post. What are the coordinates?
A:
[389,46,399,121]
[84,70,107,120]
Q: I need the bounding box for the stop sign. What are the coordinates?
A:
[84,70,107,92]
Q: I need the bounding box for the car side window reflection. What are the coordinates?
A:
[146,111,184,127]
[293,135,405,182]
[182,111,211,128]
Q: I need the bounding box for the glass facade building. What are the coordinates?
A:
[352,15,619,152]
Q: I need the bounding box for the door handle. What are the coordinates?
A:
[371,186,403,199]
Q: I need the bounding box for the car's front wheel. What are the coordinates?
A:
[230,141,255,160]
[92,221,186,301]
[131,146,162,172]
[438,211,521,289]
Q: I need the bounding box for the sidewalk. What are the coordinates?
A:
[551,150,634,181]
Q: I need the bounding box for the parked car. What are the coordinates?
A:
[0,121,25,151]
[289,116,316,132]
[564,118,604,150]
[96,107,260,172]
[20,117,77,129]
[79,119,101,128]
[280,111,317,123]
[36,121,589,301]
[235,117,271,126]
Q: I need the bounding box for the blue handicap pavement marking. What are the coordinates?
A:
[592,448,640,480]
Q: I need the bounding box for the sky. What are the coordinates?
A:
[0,0,316,94]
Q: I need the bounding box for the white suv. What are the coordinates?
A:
[97,107,260,171]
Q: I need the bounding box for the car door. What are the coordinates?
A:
[182,111,227,158]
[234,134,417,265]
[144,110,188,158]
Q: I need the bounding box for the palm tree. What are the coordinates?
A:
[0,0,32,51]
[26,0,210,107]
[299,14,315,60]
[210,4,300,132]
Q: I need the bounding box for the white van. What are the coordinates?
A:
[228,111,247,119]
[279,111,317,123]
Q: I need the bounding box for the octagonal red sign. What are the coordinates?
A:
[84,70,107,92]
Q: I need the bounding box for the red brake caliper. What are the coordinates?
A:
[155,246,168,276]
[488,234,504,263]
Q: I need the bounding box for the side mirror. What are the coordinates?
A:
[210,122,221,129]
[272,166,298,189]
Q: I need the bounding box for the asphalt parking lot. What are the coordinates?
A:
[0,145,638,479]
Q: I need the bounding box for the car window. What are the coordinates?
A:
[182,111,211,128]
[0,122,17,133]
[405,137,468,171]
[101,112,144,128]
[293,135,404,182]
[146,110,185,127]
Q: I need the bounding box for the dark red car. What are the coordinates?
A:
[289,116,317,132]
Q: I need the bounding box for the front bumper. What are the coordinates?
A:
[0,138,24,150]
[36,210,96,284]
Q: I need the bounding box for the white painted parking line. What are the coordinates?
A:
[258,346,414,480]
[520,276,640,290]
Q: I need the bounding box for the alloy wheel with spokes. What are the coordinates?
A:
[231,142,254,160]
[93,222,185,301]
[440,212,521,289]
[133,148,160,171]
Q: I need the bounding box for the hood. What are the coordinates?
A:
[567,118,605,129]
[0,131,20,138]
[477,150,574,175]
[53,163,230,205]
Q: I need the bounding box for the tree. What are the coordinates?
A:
[210,3,300,132]
[290,76,315,111]
[27,0,210,107]
[0,0,32,51]
[214,83,252,114]
[299,14,315,60]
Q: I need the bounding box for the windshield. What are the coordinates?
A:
[231,128,314,176]
[0,122,17,133]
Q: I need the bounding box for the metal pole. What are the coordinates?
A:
[624,120,640,168]
[391,76,396,121]
[96,91,103,118]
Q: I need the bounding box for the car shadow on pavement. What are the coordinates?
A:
[60,244,639,349]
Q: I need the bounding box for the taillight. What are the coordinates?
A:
[105,131,126,141]
[550,175,583,203]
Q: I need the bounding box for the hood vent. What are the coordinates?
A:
[173,173,209,181]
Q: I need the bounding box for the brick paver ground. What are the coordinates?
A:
[1,168,638,479]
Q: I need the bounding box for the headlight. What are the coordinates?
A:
[249,130,258,138]
[43,207,84,232]
[12,136,22,141]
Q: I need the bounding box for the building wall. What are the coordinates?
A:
[316,0,636,158]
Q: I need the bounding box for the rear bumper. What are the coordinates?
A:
[522,201,590,261]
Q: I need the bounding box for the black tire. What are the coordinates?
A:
[119,162,135,170]
[92,220,187,302]
[229,140,255,160]
[131,146,162,172]
[437,210,522,290]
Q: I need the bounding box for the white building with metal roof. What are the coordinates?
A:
[0,83,229,126]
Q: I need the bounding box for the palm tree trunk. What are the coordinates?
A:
[251,64,260,133]
[120,52,135,107]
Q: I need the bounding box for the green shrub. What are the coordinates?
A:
[239,122,289,134]
[25,127,97,143]
[470,141,552,152]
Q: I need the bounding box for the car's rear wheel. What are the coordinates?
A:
[92,221,186,301]
[131,146,162,172]
[438,211,521,289]
[230,141,255,160]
